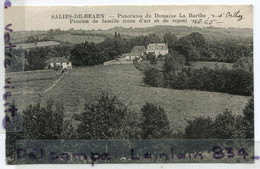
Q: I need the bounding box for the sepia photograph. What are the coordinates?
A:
[3,5,254,165]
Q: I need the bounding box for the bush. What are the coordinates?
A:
[133,59,153,71]
[143,68,164,87]
[184,111,237,139]
[236,97,254,139]
[184,98,254,139]
[149,55,158,65]
[22,99,66,139]
[141,102,172,139]
[184,117,215,139]
[242,97,254,138]
[75,92,141,139]
[213,110,237,139]
[233,57,253,73]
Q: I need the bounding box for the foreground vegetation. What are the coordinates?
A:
[6,92,253,163]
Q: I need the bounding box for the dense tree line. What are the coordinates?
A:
[69,33,164,66]
[142,53,253,96]
[144,67,253,96]
[8,31,252,71]
[167,67,253,96]
[66,32,253,67]
[6,92,253,163]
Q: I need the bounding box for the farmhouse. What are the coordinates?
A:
[146,43,168,57]
[125,46,146,59]
[45,57,72,69]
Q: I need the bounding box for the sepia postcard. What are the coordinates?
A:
[3,4,254,165]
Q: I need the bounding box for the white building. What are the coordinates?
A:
[146,43,169,57]
[45,57,72,69]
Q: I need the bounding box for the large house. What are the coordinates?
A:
[45,57,72,69]
[124,46,146,60]
[146,43,168,57]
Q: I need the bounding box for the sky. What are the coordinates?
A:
[4,5,253,31]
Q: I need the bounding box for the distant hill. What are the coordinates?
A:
[9,30,47,44]
[9,26,253,45]
[88,25,253,40]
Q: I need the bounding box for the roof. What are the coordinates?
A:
[131,46,146,54]
[147,43,168,50]
[45,57,69,64]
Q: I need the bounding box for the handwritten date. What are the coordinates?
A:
[190,19,219,25]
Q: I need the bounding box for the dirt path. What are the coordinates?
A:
[11,72,67,95]
[43,72,67,93]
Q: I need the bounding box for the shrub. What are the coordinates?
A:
[22,99,66,139]
[233,57,253,73]
[184,117,215,139]
[143,68,164,87]
[213,110,237,139]
[133,59,153,71]
[184,111,237,139]
[75,92,141,139]
[141,102,172,139]
[184,98,254,140]
[149,55,158,65]
[236,97,254,139]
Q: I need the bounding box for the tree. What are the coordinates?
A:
[5,49,24,72]
[143,68,164,87]
[163,32,178,52]
[175,32,205,64]
[146,33,161,45]
[233,57,253,73]
[184,117,215,139]
[75,92,141,139]
[148,53,157,65]
[114,32,118,38]
[184,32,205,48]
[141,102,172,139]
[240,97,254,139]
[24,48,48,71]
[164,53,183,74]
[22,100,66,139]
[213,110,237,139]
[183,97,254,140]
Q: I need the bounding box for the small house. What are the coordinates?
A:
[146,43,168,57]
[45,57,72,69]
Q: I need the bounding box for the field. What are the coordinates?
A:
[7,64,250,133]
[9,31,47,44]
[15,41,61,49]
[53,34,105,44]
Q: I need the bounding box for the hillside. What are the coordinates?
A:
[7,64,250,133]
[88,25,253,40]
[9,26,253,45]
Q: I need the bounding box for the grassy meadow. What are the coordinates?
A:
[8,64,250,133]
[53,34,105,44]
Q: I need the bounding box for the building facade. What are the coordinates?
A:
[146,43,169,57]
[45,57,72,69]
